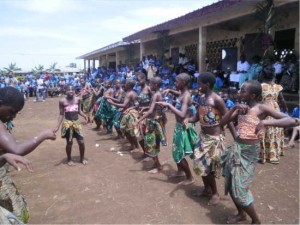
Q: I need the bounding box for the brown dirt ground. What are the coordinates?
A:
[9,97,299,224]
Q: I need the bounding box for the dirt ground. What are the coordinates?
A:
[9,97,299,224]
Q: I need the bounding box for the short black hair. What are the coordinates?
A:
[126,79,136,89]
[244,80,262,100]
[261,66,275,80]
[198,72,215,89]
[136,72,146,80]
[0,87,24,111]
[176,73,190,85]
[150,77,162,86]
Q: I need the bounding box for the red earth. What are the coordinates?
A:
[9,97,299,224]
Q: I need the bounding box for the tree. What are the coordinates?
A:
[47,62,61,73]
[253,0,288,63]
[32,64,45,76]
[3,62,21,75]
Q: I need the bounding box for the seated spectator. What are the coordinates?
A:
[212,70,223,92]
[164,93,175,109]
[223,93,235,110]
[161,74,170,90]
[287,104,300,148]
[187,59,196,76]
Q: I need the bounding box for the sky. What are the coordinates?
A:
[0,0,215,71]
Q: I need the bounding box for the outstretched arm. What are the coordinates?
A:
[255,117,299,135]
[0,123,56,156]
[162,88,180,96]
[220,104,245,126]
[157,93,190,119]
[135,94,158,125]
[215,96,237,139]
[108,93,130,108]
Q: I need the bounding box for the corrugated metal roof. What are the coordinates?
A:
[77,40,140,59]
[122,0,243,42]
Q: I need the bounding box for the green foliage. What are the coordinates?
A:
[253,0,288,64]
[3,62,21,75]
[47,62,61,73]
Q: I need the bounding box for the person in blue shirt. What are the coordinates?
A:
[223,93,235,109]
[288,104,300,148]
[0,78,6,88]
[161,73,170,90]
[213,71,223,92]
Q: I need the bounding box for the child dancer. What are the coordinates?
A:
[134,77,167,173]
[157,73,198,185]
[185,72,236,205]
[220,80,298,224]
[108,79,140,152]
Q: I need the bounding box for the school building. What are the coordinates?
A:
[77,0,299,73]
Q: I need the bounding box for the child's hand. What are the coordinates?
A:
[235,103,249,115]
[42,129,57,140]
[53,127,59,134]
[156,101,168,107]
[162,89,169,95]
[255,121,266,136]
[183,118,189,129]
[3,153,33,172]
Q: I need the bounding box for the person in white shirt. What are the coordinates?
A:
[35,75,46,102]
[273,57,283,84]
[237,54,250,88]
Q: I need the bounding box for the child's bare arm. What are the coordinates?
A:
[256,117,299,135]
[135,94,158,125]
[163,94,190,119]
[220,104,241,126]
[215,96,237,138]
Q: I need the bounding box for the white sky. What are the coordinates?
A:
[0,0,215,71]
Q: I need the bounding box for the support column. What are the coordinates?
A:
[84,60,86,71]
[140,42,145,61]
[93,59,95,70]
[198,26,207,73]
[116,51,119,71]
[106,54,108,68]
[88,60,91,70]
[98,57,101,67]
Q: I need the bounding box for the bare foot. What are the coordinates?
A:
[142,156,152,162]
[148,168,161,174]
[80,159,88,165]
[179,177,195,186]
[208,194,220,206]
[67,161,76,166]
[130,148,140,153]
[287,142,295,148]
[168,171,186,178]
[227,214,247,224]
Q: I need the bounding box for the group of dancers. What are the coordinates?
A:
[0,70,298,224]
[60,71,298,224]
